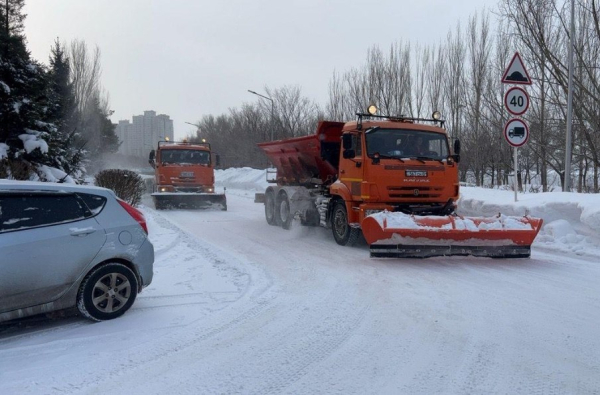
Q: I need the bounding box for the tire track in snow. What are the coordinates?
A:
[182,278,373,395]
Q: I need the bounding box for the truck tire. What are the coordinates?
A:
[276,191,293,230]
[265,190,277,225]
[332,201,360,246]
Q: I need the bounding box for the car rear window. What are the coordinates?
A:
[76,193,107,215]
[0,193,89,233]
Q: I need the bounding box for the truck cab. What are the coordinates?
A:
[331,118,460,227]
[148,140,226,210]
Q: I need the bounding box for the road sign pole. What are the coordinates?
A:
[514,147,518,202]
[502,51,531,201]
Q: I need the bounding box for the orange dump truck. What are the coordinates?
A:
[149,140,226,210]
[256,110,542,258]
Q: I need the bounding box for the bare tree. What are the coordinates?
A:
[411,44,429,118]
[501,0,600,191]
[466,12,492,186]
[443,23,467,142]
[69,40,102,119]
[266,85,321,138]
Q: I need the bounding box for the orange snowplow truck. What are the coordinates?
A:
[149,140,226,210]
[256,108,542,258]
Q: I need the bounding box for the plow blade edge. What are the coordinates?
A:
[362,213,543,259]
[152,193,227,211]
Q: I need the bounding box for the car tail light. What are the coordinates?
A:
[117,199,148,234]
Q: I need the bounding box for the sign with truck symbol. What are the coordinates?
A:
[504,118,529,147]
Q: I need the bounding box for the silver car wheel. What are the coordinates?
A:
[77,262,138,321]
[91,272,132,313]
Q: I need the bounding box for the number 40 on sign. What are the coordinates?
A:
[504,86,530,116]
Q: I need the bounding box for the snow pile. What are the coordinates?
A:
[459,187,600,256]
[215,167,269,192]
[371,211,535,232]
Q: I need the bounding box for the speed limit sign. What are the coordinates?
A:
[504,86,530,116]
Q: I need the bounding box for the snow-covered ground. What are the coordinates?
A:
[1,167,599,394]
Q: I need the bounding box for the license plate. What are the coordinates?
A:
[406,170,427,177]
[180,172,194,178]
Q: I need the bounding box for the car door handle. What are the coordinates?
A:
[70,228,97,237]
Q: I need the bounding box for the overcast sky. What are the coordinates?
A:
[24,0,498,139]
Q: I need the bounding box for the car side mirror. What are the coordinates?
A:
[215,154,221,167]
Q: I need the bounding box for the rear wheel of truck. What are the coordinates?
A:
[276,191,293,230]
[332,201,360,246]
[265,190,277,225]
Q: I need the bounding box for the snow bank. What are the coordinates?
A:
[459,187,600,256]
[215,167,269,192]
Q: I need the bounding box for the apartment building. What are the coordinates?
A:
[115,111,174,158]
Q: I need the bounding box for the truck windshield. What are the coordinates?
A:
[161,149,210,165]
[365,129,449,160]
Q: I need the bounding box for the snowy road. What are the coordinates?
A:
[1,188,600,394]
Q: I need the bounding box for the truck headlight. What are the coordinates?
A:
[207,187,214,193]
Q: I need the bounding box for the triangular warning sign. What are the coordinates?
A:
[502,52,532,85]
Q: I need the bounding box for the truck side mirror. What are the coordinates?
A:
[453,139,461,155]
[215,154,221,167]
[342,134,353,150]
[341,134,355,159]
[148,150,156,169]
[453,139,461,163]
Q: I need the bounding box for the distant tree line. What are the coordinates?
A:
[189,1,599,193]
[0,0,118,181]
[186,86,322,169]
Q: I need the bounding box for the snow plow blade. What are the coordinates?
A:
[151,193,227,211]
[362,213,543,259]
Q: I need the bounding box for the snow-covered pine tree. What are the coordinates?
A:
[46,38,85,181]
[0,0,55,180]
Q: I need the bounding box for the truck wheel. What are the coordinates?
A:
[332,201,360,246]
[276,191,293,230]
[265,190,277,225]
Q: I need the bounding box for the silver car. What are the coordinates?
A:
[0,180,154,322]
